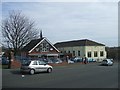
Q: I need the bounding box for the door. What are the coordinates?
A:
[30,61,40,72]
[38,61,48,72]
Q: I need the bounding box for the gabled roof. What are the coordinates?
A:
[54,39,105,48]
[22,37,60,53]
[22,38,43,52]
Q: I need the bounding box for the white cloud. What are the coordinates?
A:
[2,2,118,47]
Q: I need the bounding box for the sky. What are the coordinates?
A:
[1,0,118,47]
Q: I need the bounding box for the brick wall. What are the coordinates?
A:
[11,60,21,69]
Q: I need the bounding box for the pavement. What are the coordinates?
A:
[2,62,119,89]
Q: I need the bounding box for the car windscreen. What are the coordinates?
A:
[102,60,107,62]
[107,59,112,62]
[22,60,31,66]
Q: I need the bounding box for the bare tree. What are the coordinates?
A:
[2,10,38,55]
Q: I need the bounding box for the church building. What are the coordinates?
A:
[21,31,60,59]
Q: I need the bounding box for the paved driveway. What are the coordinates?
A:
[2,62,118,88]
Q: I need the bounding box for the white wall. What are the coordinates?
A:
[85,46,106,61]
[58,45,106,62]
[58,46,85,57]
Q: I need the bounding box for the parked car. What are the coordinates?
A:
[72,57,82,62]
[2,57,9,65]
[87,58,96,62]
[20,60,53,75]
[52,59,62,64]
[46,59,54,64]
[101,59,113,66]
[68,59,74,64]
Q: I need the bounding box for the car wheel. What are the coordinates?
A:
[47,68,52,73]
[30,69,35,75]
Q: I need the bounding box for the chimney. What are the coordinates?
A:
[40,30,43,39]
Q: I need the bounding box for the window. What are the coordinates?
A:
[94,51,98,57]
[73,51,75,56]
[100,51,104,57]
[43,43,46,48]
[46,44,49,51]
[38,61,46,65]
[78,51,80,56]
[43,43,47,52]
[35,48,39,52]
[32,61,38,65]
[64,51,66,53]
[40,42,49,52]
[88,52,91,57]
[40,44,43,51]
[68,51,70,53]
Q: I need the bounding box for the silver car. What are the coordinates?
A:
[101,59,113,66]
[20,60,53,75]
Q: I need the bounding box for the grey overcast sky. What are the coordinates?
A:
[1,0,118,47]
